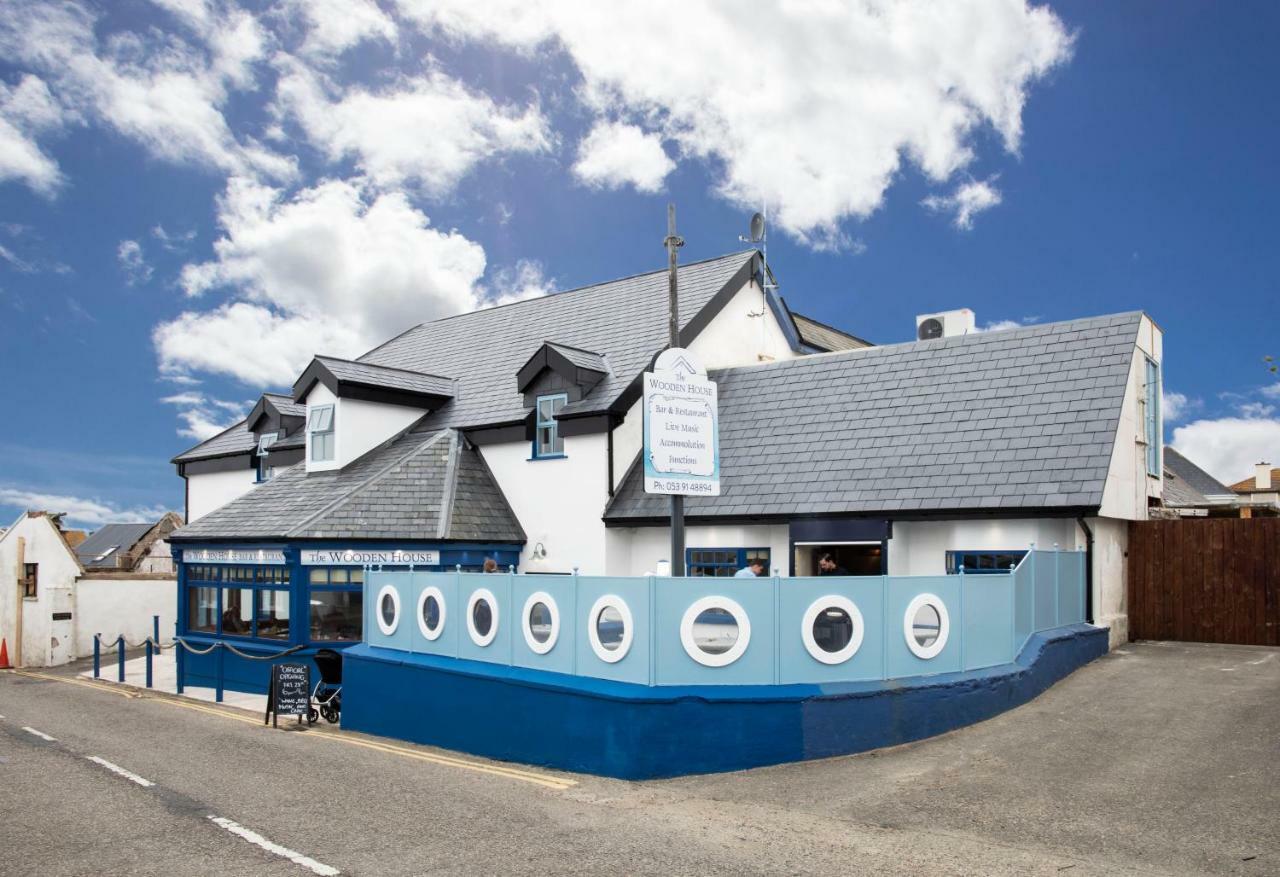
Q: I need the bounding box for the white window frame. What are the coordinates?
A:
[903,593,950,660]
[680,596,751,668]
[256,433,277,481]
[416,586,446,641]
[587,595,633,663]
[466,588,499,647]
[521,591,561,655]
[309,405,335,463]
[375,584,401,636]
[801,595,865,665]
[533,393,567,458]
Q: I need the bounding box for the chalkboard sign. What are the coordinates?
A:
[265,662,311,727]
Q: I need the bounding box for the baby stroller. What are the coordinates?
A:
[307,649,342,725]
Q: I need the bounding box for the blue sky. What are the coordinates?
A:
[1,0,1277,528]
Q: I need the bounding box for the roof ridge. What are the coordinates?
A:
[544,340,606,357]
[170,417,249,463]
[285,430,450,537]
[315,354,455,381]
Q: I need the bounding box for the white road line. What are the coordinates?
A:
[87,756,155,787]
[22,726,56,741]
[208,816,340,876]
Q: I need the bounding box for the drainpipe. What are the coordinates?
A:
[606,417,615,498]
[1076,517,1095,624]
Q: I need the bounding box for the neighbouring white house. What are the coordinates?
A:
[0,511,181,667]
[168,250,1163,651]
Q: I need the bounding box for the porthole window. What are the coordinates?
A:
[801,596,864,665]
[466,588,499,647]
[521,591,560,655]
[375,584,400,636]
[903,593,950,660]
[416,586,446,641]
[680,596,751,667]
[587,595,633,663]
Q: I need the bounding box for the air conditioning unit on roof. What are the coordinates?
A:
[915,308,975,340]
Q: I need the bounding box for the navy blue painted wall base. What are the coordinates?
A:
[340,623,1109,780]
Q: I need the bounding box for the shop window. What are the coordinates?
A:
[255,589,290,640]
[311,590,363,641]
[686,548,770,577]
[308,567,364,585]
[21,563,37,599]
[533,393,567,458]
[187,586,217,632]
[309,404,335,463]
[221,587,254,636]
[945,550,1027,574]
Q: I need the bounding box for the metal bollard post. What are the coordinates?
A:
[93,635,101,679]
[145,639,153,689]
[215,644,225,703]
[175,639,185,695]
[117,637,125,682]
[153,615,160,648]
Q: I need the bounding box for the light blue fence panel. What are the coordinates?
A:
[1013,558,1034,650]
[1032,551,1058,632]
[1056,551,1086,625]
[509,572,577,676]
[407,572,460,659]
[573,575,651,685]
[454,572,514,666]
[654,575,776,686]
[884,576,962,678]
[365,571,415,652]
[778,576,885,684]
[960,572,1016,671]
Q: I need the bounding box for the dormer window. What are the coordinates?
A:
[534,394,567,458]
[256,433,277,482]
[309,405,335,463]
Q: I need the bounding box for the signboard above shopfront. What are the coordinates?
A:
[183,547,286,565]
[300,548,441,567]
[643,348,721,497]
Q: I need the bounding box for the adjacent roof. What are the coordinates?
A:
[170,429,524,543]
[790,312,872,352]
[606,312,1145,522]
[359,250,759,429]
[293,355,456,405]
[1164,447,1234,502]
[516,341,610,393]
[1230,466,1280,493]
[76,523,153,567]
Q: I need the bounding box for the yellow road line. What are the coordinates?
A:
[11,669,576,790]
[11,670,142,699]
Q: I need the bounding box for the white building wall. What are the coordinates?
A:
[187,468,257,523]
[1100,314,1163,520]
[887,518,1080,576]
[1088,516,1129,648]
[0,515,82,667]
[304,383,426,473]
[614,524,792,577]
[74,576,177,658]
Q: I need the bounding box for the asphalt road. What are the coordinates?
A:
[1,640,1277,876]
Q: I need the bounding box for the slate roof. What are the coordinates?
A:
[1164,447,1234,501]
[606,312,1145,522]
[299,356,456,400]
[172,419,256,463]
[76,523,153,568]
[359,251,757,428]
[791,312,872,352]
[545,342,609,375]
[264,393,305,419]
[170,429,524,543]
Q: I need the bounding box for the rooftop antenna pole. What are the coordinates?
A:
[665,203,686,576]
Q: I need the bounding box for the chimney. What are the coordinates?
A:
[1256,462,1272,491]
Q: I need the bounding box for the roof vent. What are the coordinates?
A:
[916,309,975,340]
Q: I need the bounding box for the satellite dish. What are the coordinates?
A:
[918,318,943,341]
[748,212,765,243]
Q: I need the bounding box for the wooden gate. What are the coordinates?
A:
[1128,518,1279,644]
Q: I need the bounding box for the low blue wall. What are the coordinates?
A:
[341,622,1108,779]
[181,640,354,695]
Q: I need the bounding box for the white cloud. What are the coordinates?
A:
[486,259,554,305]
[980,319,1023,332]
[273,58,550,194]
[1171,415,1280,485]
[0,73,72,196]
[1162,391,1200,424]
[0,0,294,185]
[281,0,398,59]
[573,122,673,193]
[152,224,197,251]
[395,0,1071,243]
[158,175,494,386]
[0,243,35,273]
[117,239,154,285]
[923,177,1003,230]
[1261,382,1280,399]
[160,391,248,439]
[0,487,169,527]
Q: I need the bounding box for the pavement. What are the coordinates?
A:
[78,649,268,712]
[0,640,1277,876]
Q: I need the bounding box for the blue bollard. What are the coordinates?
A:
[145,640,153,689]
[176,639,185,695]
[152,615,160,648]
[215,644,224,703]
[93,635,101,679]
[117,637,125,682]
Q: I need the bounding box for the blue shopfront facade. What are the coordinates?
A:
[174,540,523,693]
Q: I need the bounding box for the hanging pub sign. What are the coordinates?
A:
[643,348,721,496]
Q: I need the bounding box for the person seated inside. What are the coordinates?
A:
[818,552,849,576]
[735,557,767,577]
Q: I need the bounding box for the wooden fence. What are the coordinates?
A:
[1128,518,1279,645]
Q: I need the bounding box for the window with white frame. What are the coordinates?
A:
[256,433,277,481]
[534,393,567,458]
[1144,357,1161,477]
[309,405,335,463]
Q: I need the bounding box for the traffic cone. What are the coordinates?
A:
[0,638,10,669]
